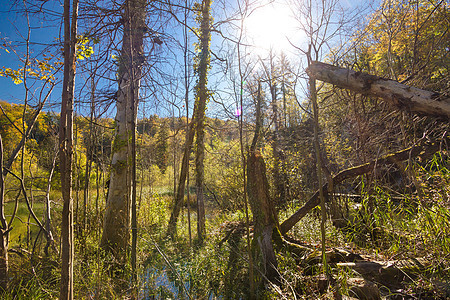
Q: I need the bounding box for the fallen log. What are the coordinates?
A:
[337,257,431,289]
[306,61,450,118]
[280,141,442,235]
[346,277,381,300]
[302,247,433,291]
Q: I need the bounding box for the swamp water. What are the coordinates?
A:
[141,266,222,299]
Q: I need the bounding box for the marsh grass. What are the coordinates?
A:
[3,153,449,299]
[139,194,241,299]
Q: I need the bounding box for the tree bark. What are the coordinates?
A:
[130,2,139,284]
[101,0,146,262]
[44,147,58,257]
[166,6,195,238]
[308,55,329,277]
[247,151,279,284]
[306,61,450,118]
[60,0,78,298]
[183,0,192,246]
[280,141,442,235]
[0,135,9,292]
[194,0,211,244]
[261,55,286,206]
[167,122,194,238]
[271,83,286,206]
[82,81,95,235]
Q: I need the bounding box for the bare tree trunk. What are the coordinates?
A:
[261,54,286,206]
[245,81,263,295]
[172,114,177,196]
[247,151,279,284]
[101,0,146,263]
[306,61,450,118]
[0,135,9,292]
[308,52,329,277]
[82,80,95,234]
[167,122,194,238]
[167,0,193,243]
[184,3,192,245]
[130,5,139,284]
[44,146,58,257]
[131,88,138,288]
[270,81,285,206]
[248,93,279,283]
[60,0,78,298]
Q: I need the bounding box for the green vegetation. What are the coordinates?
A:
[1,106,448,298]
[0,0,449,299]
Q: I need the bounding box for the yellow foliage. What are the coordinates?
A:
[75,34,95,61]
[359,0,449,88]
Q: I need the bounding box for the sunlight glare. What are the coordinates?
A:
[244,2,300,56]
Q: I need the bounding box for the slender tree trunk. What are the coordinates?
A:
[101,0,146,263]
[73,122,79,236]
[95,162,100,231]
[235,10,255,293]
[282,81,287,128]
[130,4,139,284]
[262,55,286,206]
[44,147,58,257]
[270,82,286,206]
[167,123,194,238]
[185,6,192,245]
[26,149,30,250]
[194,0,211,244]
[82,149,92,233]
[167,0,192,242]
[60,0,78,298]
[131,86,138,287]
[308,54,329,278]
[82,80,95,234]
[172,114,177,195]
[0,135,9,292]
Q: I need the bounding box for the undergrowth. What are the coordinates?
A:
[2,153,449,299]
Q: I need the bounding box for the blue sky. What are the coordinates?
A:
[0,0,379,118]
[0,0,184,117]
[0,0,63,108]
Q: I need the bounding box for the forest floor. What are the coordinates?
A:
[137,193,450,299]
[2,187,449,299]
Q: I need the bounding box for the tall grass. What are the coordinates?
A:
[3,152,449,299]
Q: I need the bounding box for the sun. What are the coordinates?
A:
[244,1,300,56]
